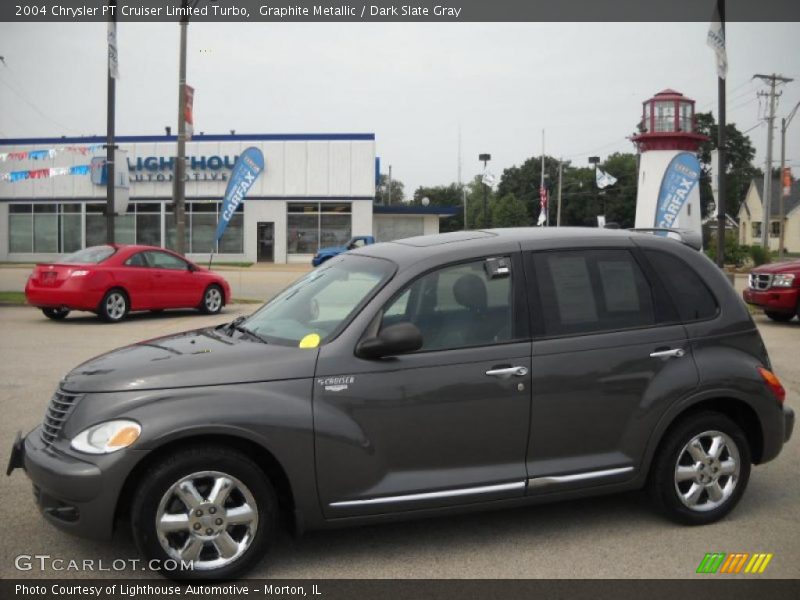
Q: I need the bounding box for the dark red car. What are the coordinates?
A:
[743,260,800,322]
[25,244,231,322]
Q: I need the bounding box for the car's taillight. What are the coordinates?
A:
[758,367,786,404]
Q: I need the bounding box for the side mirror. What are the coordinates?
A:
[356,322,423,359]
[187,263,198,272]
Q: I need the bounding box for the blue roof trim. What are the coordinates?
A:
[374,205,460,216]
[0,133,375,145]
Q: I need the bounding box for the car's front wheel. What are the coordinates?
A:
[42,307,70,320]
[131,446,276,580]
[765,310,794,322]
[200,285,224,315]
[648,411,751,525]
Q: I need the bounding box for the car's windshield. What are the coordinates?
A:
[243,255,394,347]
[58,245,116,264]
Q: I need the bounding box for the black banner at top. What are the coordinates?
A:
[2,0,800,22]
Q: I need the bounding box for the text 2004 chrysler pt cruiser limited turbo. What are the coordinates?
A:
[7,228,795,579]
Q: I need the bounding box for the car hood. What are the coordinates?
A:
[751,260,800,274]
[60,327,318,393]
[317,245,347,256]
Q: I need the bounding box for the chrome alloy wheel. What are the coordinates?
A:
[155,471,259,570]
[674,430,740,512]
[105,292,127,320]
[204,287,222,312]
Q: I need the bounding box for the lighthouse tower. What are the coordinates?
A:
[631,89,708,236]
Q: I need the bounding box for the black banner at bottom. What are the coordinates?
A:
[2,579,799,600]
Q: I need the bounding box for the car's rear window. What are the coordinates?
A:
[59,245,116,264]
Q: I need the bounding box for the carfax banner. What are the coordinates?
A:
[654,152,702,230]
[214,146,264,243]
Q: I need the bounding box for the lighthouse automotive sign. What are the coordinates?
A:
[654,152,702,229]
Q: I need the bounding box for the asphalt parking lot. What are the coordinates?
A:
[0,293,798,579]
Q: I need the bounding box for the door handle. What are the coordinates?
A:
[649,348,686,359]
[485,366,528,378]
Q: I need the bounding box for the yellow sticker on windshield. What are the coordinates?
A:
[298,333,321,349]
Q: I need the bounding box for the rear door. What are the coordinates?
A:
[313,254,533,518]
[523,245,698,492]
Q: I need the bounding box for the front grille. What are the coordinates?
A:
[40,389,81,447]
[749,273,773,291]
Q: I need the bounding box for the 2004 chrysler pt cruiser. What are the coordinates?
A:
[7,228,795,580]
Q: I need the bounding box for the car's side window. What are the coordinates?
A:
[533,249,655,337]
[381,257,514,351]
[124,252,149,268]
[643,249,718,321]
[146,251,188,271]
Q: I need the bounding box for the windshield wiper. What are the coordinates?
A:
[221,316,269,344]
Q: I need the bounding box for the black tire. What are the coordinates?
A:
[131,445,276,581]
[99,288,129,323]
[648,411,751,525]
[765,310,794,322]
[199,284,224,315]
[42,307,70,320]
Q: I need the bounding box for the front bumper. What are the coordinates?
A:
[7,426,122,541]
[743,287,798,313]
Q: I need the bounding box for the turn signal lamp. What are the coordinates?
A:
[758,367,786,405]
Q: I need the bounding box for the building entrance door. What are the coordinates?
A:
[257,222,274,262]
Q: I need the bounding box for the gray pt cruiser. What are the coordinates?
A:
[7,228,795,580]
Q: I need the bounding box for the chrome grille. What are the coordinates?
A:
[749,273,772,291]
[40,389,81,447]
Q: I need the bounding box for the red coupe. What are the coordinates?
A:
[25,244,232,322]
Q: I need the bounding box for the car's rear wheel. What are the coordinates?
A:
[99,289,129,323]
[131,446,276,580]
[648,412,750,525]
[765,310,794,322]
[200,285,223,315]
[42,307,70,320]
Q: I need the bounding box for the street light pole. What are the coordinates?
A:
[105,7,117,244]
[479,153,491,228]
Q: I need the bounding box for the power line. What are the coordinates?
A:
[0,71,80,135]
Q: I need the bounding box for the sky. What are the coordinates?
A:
[1,21,798,195]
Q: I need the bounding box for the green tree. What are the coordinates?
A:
[465,175,496,229]
[375,173,405,204]
[496,155,561,225]
[694,112,758,218]
[411,183,465,232]
[594,152,639,228]
[491,194,529,228]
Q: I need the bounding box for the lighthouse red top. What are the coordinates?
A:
[631,89,708,152]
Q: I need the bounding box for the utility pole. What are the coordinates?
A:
[778,100,800,259]
[387,165,392,205]
[714,0,726,267]
[556,159,563,227]
[479,153,491,228]
[105,7,117,244]
[173,0,191,255]
[754,73,793,250]
[540,129,546,226]
[458,125,467,230]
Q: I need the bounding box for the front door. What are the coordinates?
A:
[523,247,698,492]
[257,222,274,262]
[314,254,532,518]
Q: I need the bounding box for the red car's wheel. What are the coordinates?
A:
[100,289,129,323]
[200,285,224,315]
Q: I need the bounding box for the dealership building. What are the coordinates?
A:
[0,133,455,264]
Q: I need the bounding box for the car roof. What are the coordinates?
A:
[351,227,669,268]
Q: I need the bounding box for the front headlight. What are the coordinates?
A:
[772,274,795,288]
[70,419,141,454]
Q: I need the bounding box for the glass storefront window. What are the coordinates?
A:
[219,213,244,254]
[287,202,351,254]
[9,212,33,253]
[33,213,58,253]
[63,214,82,252]
[191,212,217,253]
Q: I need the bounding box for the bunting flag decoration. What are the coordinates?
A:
[0,144,103,162]
[0,165,91,182]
